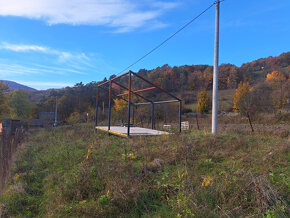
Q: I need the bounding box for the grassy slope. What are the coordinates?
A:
[0,124,289,217]
[184,89,235,113]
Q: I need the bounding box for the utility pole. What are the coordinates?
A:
[54,96,58,127]
[212,0,220,134]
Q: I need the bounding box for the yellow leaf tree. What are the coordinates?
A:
[233,82,252,114]
[113,98,127,112]
[266,71,287,109]
[113,98,130,123]
[197,90,210,113]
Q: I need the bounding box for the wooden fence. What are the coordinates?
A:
[0,127,24,193]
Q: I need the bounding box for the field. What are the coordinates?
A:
[0,124,289,217]
[183,89,236,113]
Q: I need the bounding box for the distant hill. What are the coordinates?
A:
[29,89,57,103]
[1,80,37,91]
[24,51,290,106]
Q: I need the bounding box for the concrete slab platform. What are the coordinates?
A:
[96,126,170,137]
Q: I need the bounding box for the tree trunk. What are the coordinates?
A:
[196,113,200,130]
[246,111,254,132]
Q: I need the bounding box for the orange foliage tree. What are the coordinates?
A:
[266,71,287,109]
[266,71,286,87]
[233,82,252,114]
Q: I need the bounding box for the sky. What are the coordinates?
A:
[0,0,289,90]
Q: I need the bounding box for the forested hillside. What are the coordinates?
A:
[29,52,289,122]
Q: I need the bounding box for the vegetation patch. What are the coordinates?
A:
[0,124,289,217]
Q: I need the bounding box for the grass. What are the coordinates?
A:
[0,124,289,217]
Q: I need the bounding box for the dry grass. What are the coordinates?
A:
[0,124,289,217]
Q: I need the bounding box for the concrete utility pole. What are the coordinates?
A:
[212,0,220,134]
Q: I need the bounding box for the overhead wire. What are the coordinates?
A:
[115,2,216,76]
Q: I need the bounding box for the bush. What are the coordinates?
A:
[197,91,210,113]
[66,112,81,124]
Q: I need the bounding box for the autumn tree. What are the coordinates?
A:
[250,83,274,113]
[9,90,32,118]
[233,82,256,131]
[58,95,75,120]
[266,71,286,87]
[266,71,287,109]
[113,98,128,121]
[227,66,239,89]
[197,90,210,113]
[203,66,213,89]
[233,82,253,114]
[113,98,127,112]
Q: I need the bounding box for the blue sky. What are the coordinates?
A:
[0,0,289,90]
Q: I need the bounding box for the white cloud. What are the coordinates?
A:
[0,43,48,52]
[0,0,178,32]
[0,42,115,87]
[0,62,86,76]
[0,42,91,64]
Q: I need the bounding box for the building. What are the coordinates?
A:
[39,112,55,127]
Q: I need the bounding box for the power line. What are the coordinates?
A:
[115,2,216,76]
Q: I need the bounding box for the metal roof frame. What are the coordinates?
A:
[95,71,182,136]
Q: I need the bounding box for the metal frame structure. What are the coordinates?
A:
[95,71,182,136]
